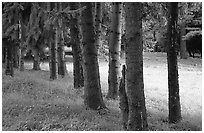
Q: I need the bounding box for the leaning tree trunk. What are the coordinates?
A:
[167,2,181,123]
[125,2,148,131]
[80,2,106,110]
[70,2,84,88]
[107,2,122,99]
[57,2,66,77]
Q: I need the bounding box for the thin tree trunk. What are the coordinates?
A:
[125,2,148,131]
[180,23,188,59]
[107,2,122,99]
[19,20,24,71]
[167,2,181,123]
[70,2,84,88]
[80,2,105,110]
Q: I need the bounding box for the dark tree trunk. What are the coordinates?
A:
[5,44,14,77]
[13,44,19,68]
[33,49,41,70]
[57,2,66,77]
[2,47,6,63]
[80,2,105,110]
[125,2,148,131]
[70,2,84,88]
[48,2,58,80]
[50,37,58,80]
[107,2,122,99]
[167,2,181,123]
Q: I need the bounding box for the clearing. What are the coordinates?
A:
[2,52,202,131]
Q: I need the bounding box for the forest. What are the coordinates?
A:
[2,2,202,131]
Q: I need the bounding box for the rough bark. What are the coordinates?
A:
[119,65,129,130]
[49,2,58,80]
[57,2,66,77]
[5,41,14,77]
[70,2,84,88]
[107,2,122,99]
[167,2,181,123]
[94,2,102,52]
[80,2,105,110]
[125,2,148,131]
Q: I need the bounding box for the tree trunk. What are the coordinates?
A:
[167,2,181,123]
[33,48,41,70]
[13,44,19,68]
[94,2,102,52]
[80,2,105,110]
[57,2,66,77]
[5,43,14,77]
[70,2,84,88]
[19,20,24,71]
[50,29,58,80]
[180,23,188,59]
[49,2,58,80]
[125,2,148,131]
[107,2,122,99]
[119,65,129,130]
[19,48,24,71]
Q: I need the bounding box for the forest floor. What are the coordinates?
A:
[2,52,202,131]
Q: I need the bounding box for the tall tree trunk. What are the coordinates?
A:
[49,2,58,80]
[94,2,102,52]
[125,2,148,130]
[107,2,122,99]
[70,2,84,88]
[80,2,105,110]
[167,2,181,123]
[57,2,66,77]
[19,20,24,71]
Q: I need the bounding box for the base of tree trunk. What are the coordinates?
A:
[119,65,129,130]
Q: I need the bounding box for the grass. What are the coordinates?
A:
[2,52,202,131]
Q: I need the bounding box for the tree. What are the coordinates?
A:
[167,2,181,123]
[57,2,66,77]
[79,2,106,109]
[3,2,24,76]
[70,2,84,88]
[178,3,188,59]
[94,2,102,52]
[125,2,148,130]
[107,2,122,99]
